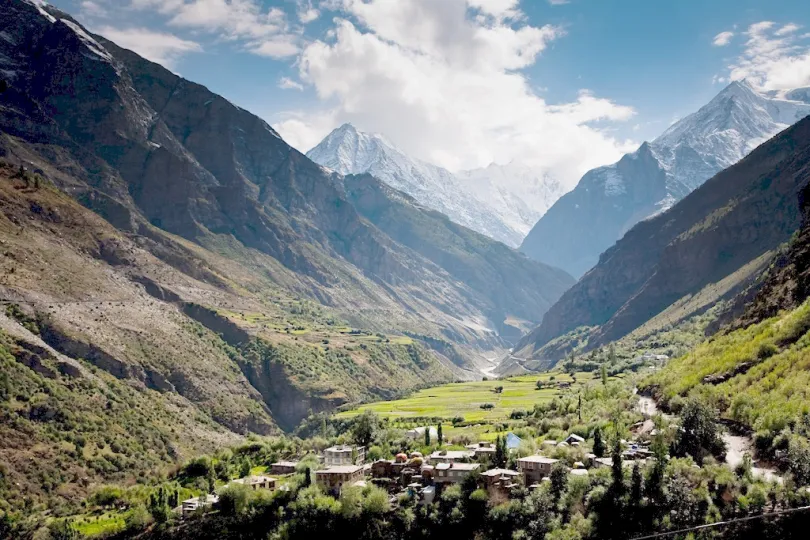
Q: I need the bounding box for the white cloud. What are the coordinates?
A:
[129,0,299,58]
[725,20,810,93]
[547,0,569,5]
[80,0,108,18]
[279,76,305,91]
[712,31,734,47]
[275,0,635,189]
[297,0,320,23]
[96,26,203,68]
[775,23,800,36]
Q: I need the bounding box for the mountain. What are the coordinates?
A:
[307,124,566,247]
[521,80,810,278]
[0,0,575,506]
[456,161,566,240]
[513,113,810,365]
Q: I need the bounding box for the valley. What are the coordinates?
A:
[3,0,810,539]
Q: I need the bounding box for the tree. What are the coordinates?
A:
[593,426,606,458]
[494,435,507,468]
[304,467,312,487]
[219,484,251,517]
[550,462,568,502]
[601,363,608,386]
[424,426,431,447]
[239,457,252,478]
[671,399,725,465]
[608,344,617,365]
[577,394,582,422]
[352,410,379,448]
[610,434,624,497]
[437,422,443,446]
[148,486,171,523]
[646,414,668,507]
[630,461,643,508]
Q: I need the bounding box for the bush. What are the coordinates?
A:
[184,457,213,478]
[219,483,252,517]
[124,506,151,533]
[756,342,778,360]
[480,403,494,410]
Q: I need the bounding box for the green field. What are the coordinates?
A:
[337,371,602,440]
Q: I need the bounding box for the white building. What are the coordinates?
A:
[324,445,366,466]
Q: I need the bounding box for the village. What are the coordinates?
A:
[180,428,657,518]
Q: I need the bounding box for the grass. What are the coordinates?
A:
[645,300,810,438]
[73,513,126,537]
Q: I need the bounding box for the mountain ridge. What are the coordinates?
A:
[521,80,810,278]
[514,113,810,365]
[307,123,567,247]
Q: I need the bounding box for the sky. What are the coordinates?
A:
[45,0,810,189]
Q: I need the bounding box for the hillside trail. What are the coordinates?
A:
[633,390,781,483]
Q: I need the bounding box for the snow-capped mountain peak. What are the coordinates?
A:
[307,124,567,247]
[521,81,810,277]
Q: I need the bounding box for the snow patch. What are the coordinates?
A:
[61,20,112,62]
[602,168,625,196]
[22,0,56,23]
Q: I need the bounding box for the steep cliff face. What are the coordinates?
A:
[729,176,810,329]
[516,115,810,362]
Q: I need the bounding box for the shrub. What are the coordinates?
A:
[756,342,778,361]
[480,403,494,410]
[219,484,252,517]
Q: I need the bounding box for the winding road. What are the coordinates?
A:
[634,392,781,483]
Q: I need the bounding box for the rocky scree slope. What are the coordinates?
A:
[0,0,574,353]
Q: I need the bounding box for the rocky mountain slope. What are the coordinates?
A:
[521,80,810,277]
[307,124,566,247]
[514,114,810,365]
[0,0,574,504]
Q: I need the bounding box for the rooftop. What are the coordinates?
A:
[231,475,275,485]
[481,468,520,477]
[519,455,559,464]
[325,445,363,453]
[316,465,364,474]
[429,450,473,459]
[450,463,481,471]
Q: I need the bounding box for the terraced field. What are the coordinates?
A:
[337,371,603,440]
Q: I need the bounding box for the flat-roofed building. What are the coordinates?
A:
[270,461,298,475]
[230,475,276,491]
[429,450,474,464]
[181,494,219,518]
[324,445,366,466]
[434,462,481,484]
[315,465,364,494]
[517,455,559,484]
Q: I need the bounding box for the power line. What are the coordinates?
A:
[631,505,810,539]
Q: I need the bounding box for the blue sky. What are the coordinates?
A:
[46,0,810,187]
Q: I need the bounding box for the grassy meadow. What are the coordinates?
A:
[337,371,607,442]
